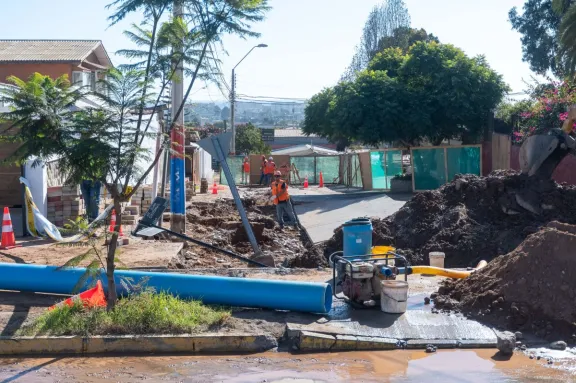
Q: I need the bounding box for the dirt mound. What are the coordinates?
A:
[324,170,576,267]
[171,198,316,269]
[434,222,576,340]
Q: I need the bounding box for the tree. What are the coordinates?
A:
[236,123,271,155]
[343,0,410,80]
[509,0,575,76]
[377,27,438,53]
[305,42,508,148]
[0,0,270,310]
[220,105,231,121]
[558,1,576,74]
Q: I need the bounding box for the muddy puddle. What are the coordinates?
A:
[0,350,573,382]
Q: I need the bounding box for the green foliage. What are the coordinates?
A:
[305,42,508,147]
[236,122,271,154]
[377,27,438,53]
[509,0,575,76]
[61,217,91,235]
[559,2,576,74]
[495,99,535,126]
[19,291,231,336]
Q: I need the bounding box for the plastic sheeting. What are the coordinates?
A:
[412,146,481,191]
[370,150,403,189]
[219,156,244,186]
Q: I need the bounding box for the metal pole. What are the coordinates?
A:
[211,135,262,256]
[170,0,186,233]
[230,68,236,154]
[152,109,164,199]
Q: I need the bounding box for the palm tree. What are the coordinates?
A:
[556,0,576,74]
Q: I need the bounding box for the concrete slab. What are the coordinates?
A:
[293,194,410,243]
[288,294,497,346]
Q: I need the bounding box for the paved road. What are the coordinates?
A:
[293,193,411,243]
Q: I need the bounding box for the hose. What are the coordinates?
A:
[406,260,488,279]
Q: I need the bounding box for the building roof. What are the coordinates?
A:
[0,40,112,67]
[273,128,317,138]
[272,144,339,156]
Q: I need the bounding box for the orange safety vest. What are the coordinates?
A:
[271,180,290,204]
[265,161,276,175]
[243,161,250,173]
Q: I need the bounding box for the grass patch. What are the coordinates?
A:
[19,292,230,336]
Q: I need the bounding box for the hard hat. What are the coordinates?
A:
[269,156,273,160]
[274,171,282,176]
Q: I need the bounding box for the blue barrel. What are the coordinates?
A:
[342,218,373,259]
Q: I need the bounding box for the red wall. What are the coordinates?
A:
[0,63,73,83]
[510,145,576,185]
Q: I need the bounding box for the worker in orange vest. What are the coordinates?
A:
[265,156,276,185]
[270,170,297,229]
[258,155,268,185]
[242,156,250,185]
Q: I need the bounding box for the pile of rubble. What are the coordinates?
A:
[434,222,576,340]
[170,198,325,269]
[324,170,576,267]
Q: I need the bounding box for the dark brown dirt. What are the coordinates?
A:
[324,170,576,267]
[168,199,322,269]
[434,222,576,340]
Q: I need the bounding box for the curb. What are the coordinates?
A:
[296,331,496,352]
[0,333,278,355]
[291,191,403,203]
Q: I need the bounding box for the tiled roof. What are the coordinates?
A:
[0,40,106,63]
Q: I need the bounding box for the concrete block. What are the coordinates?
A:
[407,339,459,349]
[298,331,336,351]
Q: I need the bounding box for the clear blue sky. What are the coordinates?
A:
[2,0,534,101]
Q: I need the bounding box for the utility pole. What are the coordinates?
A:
[170,0,186,233]
[230,69,236,154]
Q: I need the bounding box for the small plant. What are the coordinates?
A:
[61,217,90,235]
[392,173,412,181]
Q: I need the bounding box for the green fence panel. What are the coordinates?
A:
[385,150,403,188]
[292,157,316,184]
[220,156,244,186]
[370,152,387,189]
[446,147,481,181]
[316,156,340,184]
[412,148,446,191]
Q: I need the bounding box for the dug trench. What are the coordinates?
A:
[167,198,327,270]
[323,170,576,268]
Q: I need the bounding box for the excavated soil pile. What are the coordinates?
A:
[324,170,576,267]
[169,199,325,269]
[434,222,576,339]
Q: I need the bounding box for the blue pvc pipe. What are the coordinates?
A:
[0,263,332,314]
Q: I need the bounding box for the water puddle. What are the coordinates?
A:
[0,350,573,382]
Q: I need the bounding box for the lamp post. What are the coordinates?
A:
[230,43,268,154]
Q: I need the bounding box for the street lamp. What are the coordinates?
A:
[230,44,268,154]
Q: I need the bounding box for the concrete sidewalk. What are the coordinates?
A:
[293,193,410,243]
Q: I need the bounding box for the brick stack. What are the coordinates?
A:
[47,185,82,227]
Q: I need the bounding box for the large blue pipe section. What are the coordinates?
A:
[0,263,332,314]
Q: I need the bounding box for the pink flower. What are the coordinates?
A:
[560,112,569,121]
[520,112,532,118]
[513,131,524,137]
[529,127,536,133]
[546,106,552,111]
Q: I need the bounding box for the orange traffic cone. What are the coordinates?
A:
[303,176,309,188]
[212,182,218,195]
[1,207,21,250]
[319,172,324,188]
[49,280,107,311]
[108,209,124,237]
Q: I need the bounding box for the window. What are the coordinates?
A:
[72,71,83,86]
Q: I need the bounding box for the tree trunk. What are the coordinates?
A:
[106,198,122,310]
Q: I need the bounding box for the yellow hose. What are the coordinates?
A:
[411,260,488,279]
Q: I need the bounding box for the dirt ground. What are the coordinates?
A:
[324,170,576,268]
[434,221,576,342]
[0,238,183,269]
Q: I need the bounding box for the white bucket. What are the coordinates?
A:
[380,280,408,314]
[429,252,445,268]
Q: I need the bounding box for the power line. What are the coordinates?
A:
[237,94,308,101]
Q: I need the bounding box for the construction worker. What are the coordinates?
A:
[270,170,297,229]
[242,156,250,185]
[266,156,276,185]
[259,155,268,185]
